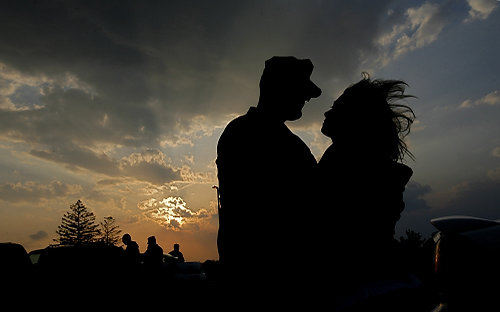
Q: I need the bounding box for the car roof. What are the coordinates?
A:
[431,215,499,233]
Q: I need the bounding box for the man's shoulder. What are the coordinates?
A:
[217,108,315,163]
[221,109,259,135]
[217,109,263,152]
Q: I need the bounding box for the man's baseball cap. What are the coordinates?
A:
[260,56,322,98]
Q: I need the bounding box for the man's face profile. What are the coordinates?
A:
[264,77,315,121]
[286,81,313,121]
[259,56,320,121]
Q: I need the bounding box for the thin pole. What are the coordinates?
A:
[212,185,220,212]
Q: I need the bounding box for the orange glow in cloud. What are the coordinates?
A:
[138,196,213,230]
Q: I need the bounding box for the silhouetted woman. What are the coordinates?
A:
[318,74,415,288]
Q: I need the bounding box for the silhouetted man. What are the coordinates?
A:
[143,236,163,269]
[216,56,321,287]
[122,233,140,266]
[168,243,185,263]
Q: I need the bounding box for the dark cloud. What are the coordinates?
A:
[0,180,81,203]
[0,87,159,148]
[403,181,432,211]
[29,230,48,241]
[442,178,500,219]
[30,145,120,176]
[397,175,500,238]
[396,180,434,237]
[120,149,182,185]
[1,0,433,192]
[0,0,396,144]
[96,178,124,186]
[31,147,181,185]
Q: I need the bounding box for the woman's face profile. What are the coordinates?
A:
[321,93,348,138]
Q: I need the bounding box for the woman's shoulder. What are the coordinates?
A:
[318,147,413,180]
[358,160,413,188]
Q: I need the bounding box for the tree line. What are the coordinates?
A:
[54,199,122,246]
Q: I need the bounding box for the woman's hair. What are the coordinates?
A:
[341,73,415,161]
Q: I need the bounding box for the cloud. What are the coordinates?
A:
[376,2,451,65]
[488,167,500,180]
[0,1,494,163]
[0,85,159,149]
[397,171,500,238]
[492,147,500,158]
[29,145,120,176]
[404,181,432,211]
[442,176,500,218]
[138,196,216,230]
[30,146,181,185]
[179,166,216,184]
[96,178,124,186]
[465,0,498,22]
[0,180,82,203]
[120,149,182,185]
[0,0,401,152]
[459,90,500,109]
[29,230,48,241]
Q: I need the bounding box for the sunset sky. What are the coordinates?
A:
[0,0,499,261]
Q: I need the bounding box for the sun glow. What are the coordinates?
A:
[152,196,187,227]
[138,196,212,230]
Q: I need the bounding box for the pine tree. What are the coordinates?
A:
[55,200,101,245]
[99,216,122,246]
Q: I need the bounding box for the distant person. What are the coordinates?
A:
[216,56,321,286]
[168,243,185,263]
[143,236,163,269]
[318,74,414,287]
[122,233,140,266]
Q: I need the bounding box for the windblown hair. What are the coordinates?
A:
[343,73,416,161]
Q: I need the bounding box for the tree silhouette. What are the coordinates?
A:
[55,200,101,245]
[399,229,425,248]
[99,216,122,246]
[397,229,434,281]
